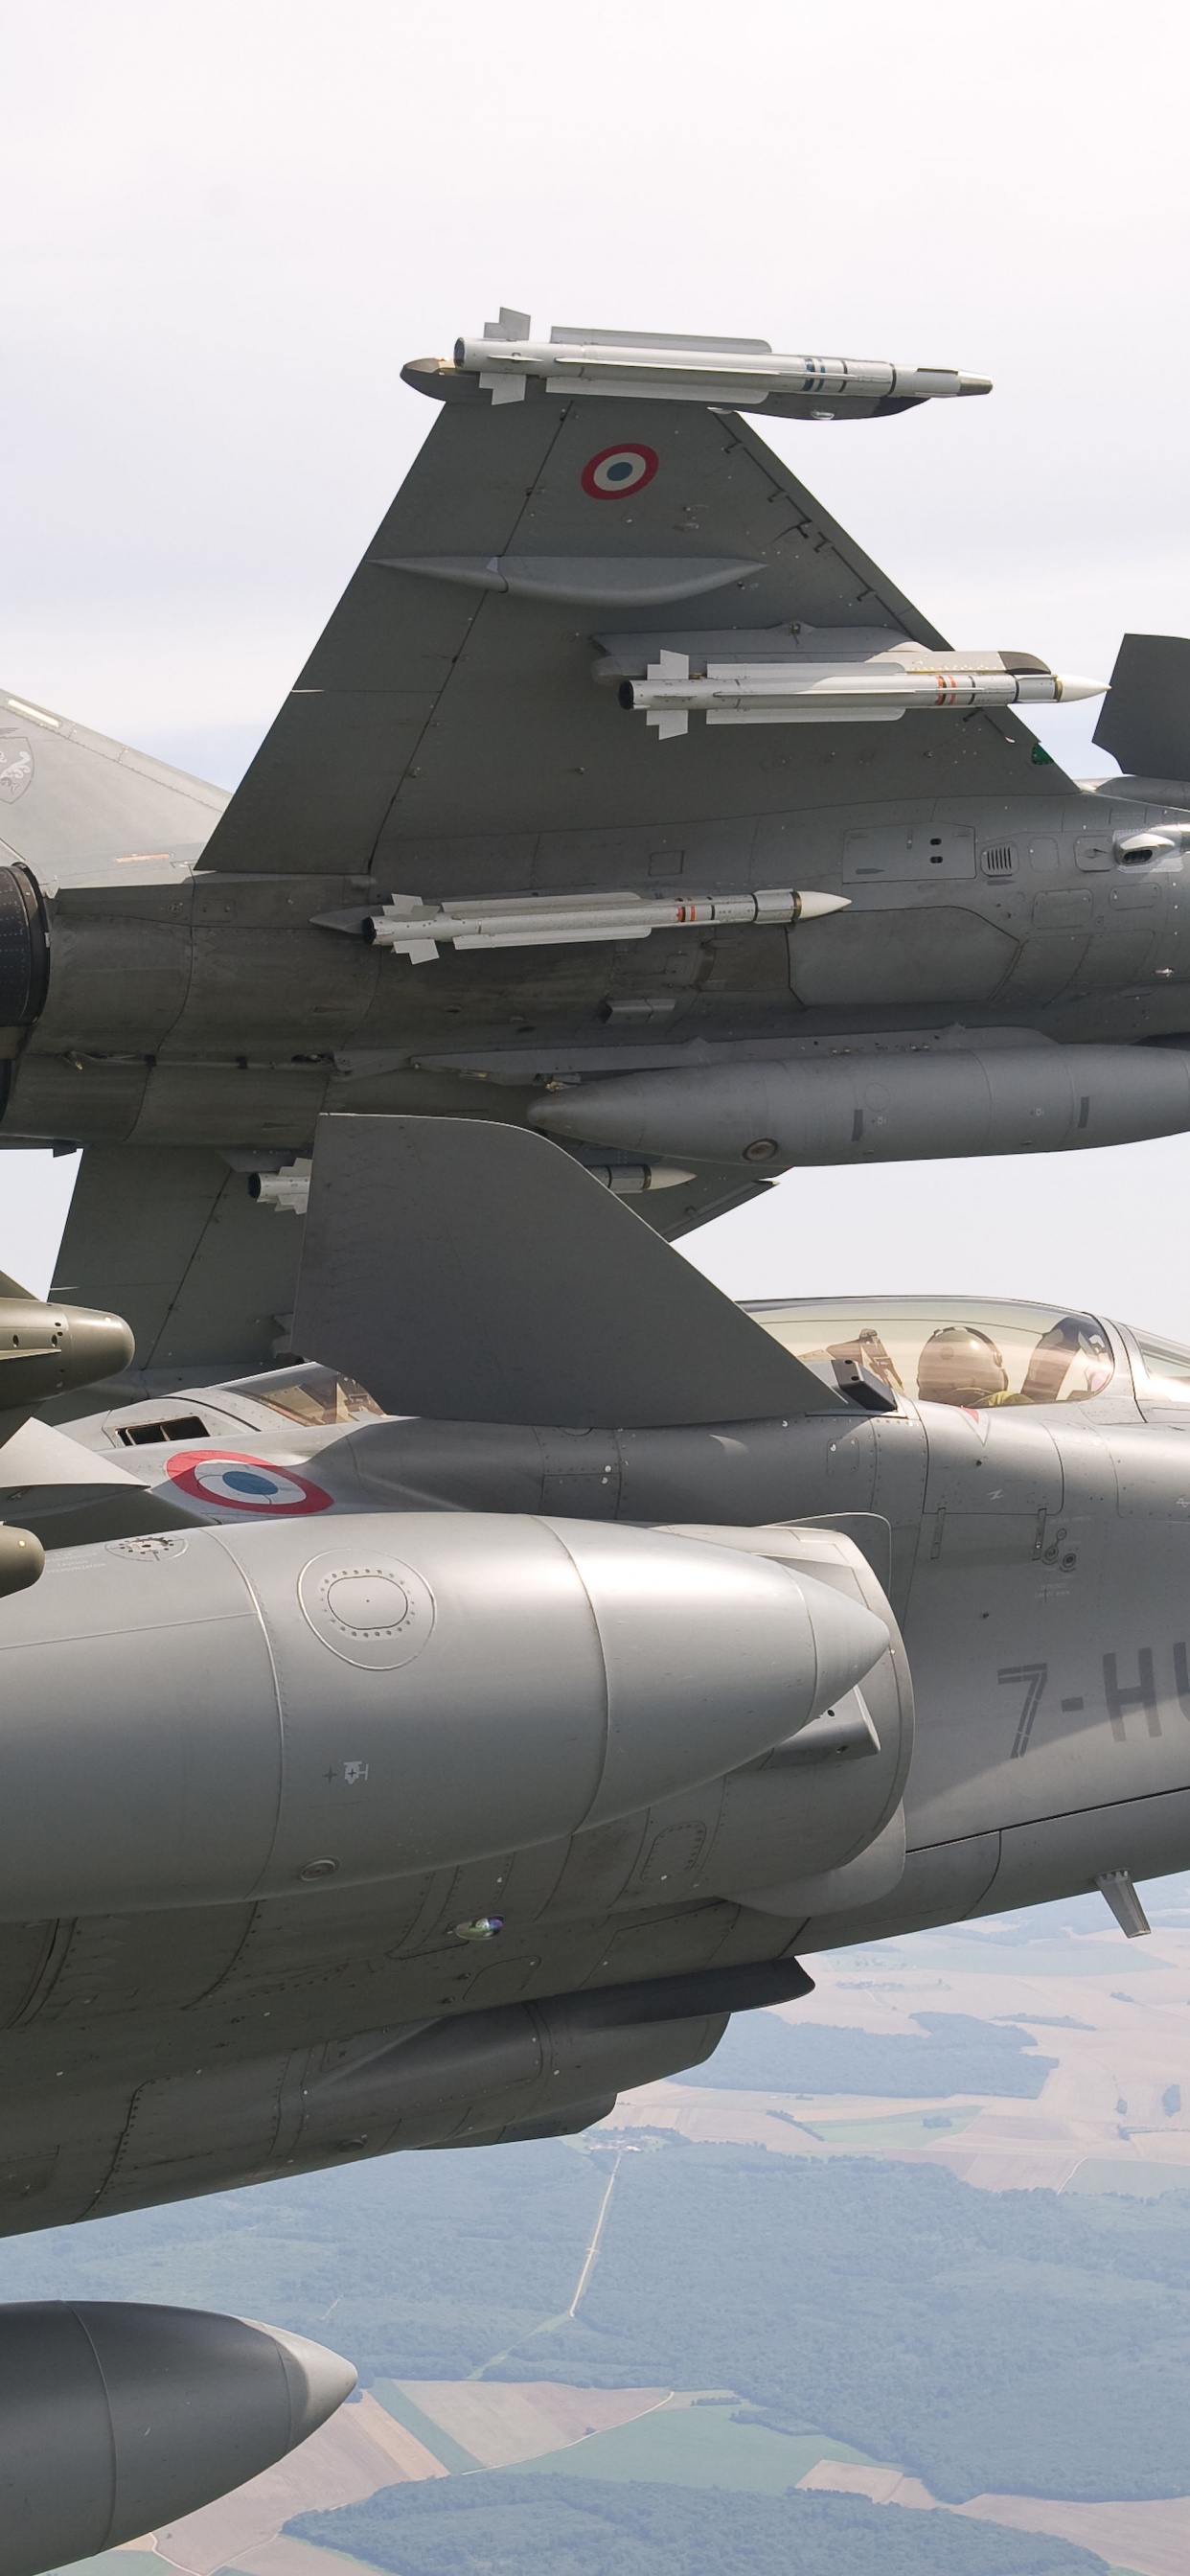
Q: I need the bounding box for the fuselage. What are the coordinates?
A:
[1,778,1190,1164]
[0,1291,1186,2233]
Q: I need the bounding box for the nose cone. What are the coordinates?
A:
[531,1082,652,1150]
[265,2324,358,2448]
[0,1529,43,1598]
[796,1570,889,1717]
[61,1307,135,1392]
[0,2300,359,2575]
[1054,674,1110,702]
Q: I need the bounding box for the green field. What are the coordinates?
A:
[809,2106,982,2149]
[1064,2159,1190,2198]
[515,2398,874,2492]
[371,2380,482,2472]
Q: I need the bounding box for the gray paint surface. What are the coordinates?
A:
[0,374,1186,1363]
[0,1117,1179,2253]
[293,1115,842,1425]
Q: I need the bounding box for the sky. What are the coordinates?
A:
[3,0,1190,1327]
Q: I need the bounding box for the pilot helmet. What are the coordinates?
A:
[917,1324,1008,1407]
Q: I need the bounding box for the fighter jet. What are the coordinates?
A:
[2,1112,1184,2188]
[0,1106,1189,2564]
[3,310,1190,1389]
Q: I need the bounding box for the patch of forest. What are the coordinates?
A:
[516,2147,1190,2501]
[683,2011,1057,2097]
[1,2081,1189,2499]
[290,2471,1110,2576]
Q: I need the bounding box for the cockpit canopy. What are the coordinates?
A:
[231,1314,1190,1422]
[221,1363,385,1427]
[744,1297,1117,1410]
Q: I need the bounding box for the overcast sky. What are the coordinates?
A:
[4,0,1190,1331]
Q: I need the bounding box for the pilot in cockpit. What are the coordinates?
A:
[916,1325,1011,1408]
[915,1314,1112,1409]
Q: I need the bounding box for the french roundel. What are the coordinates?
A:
[581,444,658,500]
[166,1448,333,1515]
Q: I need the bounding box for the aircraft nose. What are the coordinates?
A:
[61,1306,136,1389]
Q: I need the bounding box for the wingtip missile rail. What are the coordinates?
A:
[446,311,992,417]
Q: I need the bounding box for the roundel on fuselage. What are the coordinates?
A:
[165,1448,333,1514]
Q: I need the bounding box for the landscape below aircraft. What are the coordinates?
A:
[0,1111,1185,2567]
[3,311,1190,1388]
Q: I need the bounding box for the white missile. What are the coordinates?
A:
[0,2302,355,2576]
[250,1158,311,1213]
[584,1161,695,1195]
[451,311,991,414]
[365,885,847,960]
[618,650,1108,737]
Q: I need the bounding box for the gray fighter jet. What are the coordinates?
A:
[0,1106,1188,2563]
[2,312,1190,1386]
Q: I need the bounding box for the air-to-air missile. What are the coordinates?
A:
[6,310,1190,1392]
[613,644,1105,738]
[450,310,994,415]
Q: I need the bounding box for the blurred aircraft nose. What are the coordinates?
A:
[61,1306,135,1389]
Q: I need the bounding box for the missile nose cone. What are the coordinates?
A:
[1054,674,1110,702]
[796,891,851,920]
[61,1307,135,1391]
[263,2323,358,2448]
[797,1571,889,1718]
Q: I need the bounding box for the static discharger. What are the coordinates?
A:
[451,310,992,414]
[362,886,847,963]
[618,649,1108,739]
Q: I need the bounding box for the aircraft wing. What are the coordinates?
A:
[197,380,1068,883]
[0,690,225,886]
